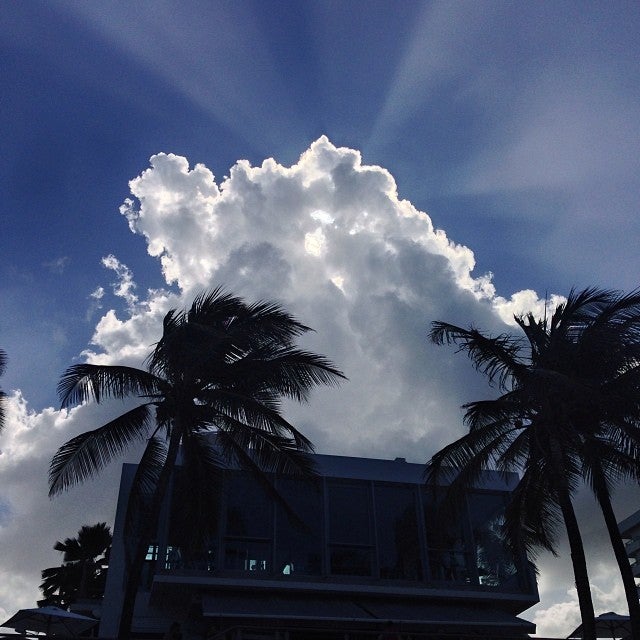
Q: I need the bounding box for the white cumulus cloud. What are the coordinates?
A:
[1,137,620,628]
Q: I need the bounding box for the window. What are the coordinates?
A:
[327,481,373,576]
[423,487,472,583]
[165,468,220,571]
[467,491,519,589]
[275,477,323,576]
[375,484,422,580]
[224,472,273,572]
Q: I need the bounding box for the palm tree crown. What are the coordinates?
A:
[40,523,112,608]
[427,287,640,640]
[49,288,345,639]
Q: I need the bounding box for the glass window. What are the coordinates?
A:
[328,482,371,544]
[328,481,373,576]
[275,477,323,576]
[166,468,220,571]
[223,471,273,572]
[329,546,372,576]
[224,539,271,572]
[225,472,273,538]
[423,487,473,583]
[374,484,422,580]
[467,491,519,589]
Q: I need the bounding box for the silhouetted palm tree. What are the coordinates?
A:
[428,288,640,640]
[0,349,7,433]
[40,522,112,608]
[49,288,345,639]
[39,563,80,609]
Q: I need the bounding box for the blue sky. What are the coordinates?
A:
[2,1,640,405]
[1,1,640,635]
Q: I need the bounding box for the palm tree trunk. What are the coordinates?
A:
[117,427,183,640]
[550,441,596,640]
[557,487,597,640]
[593,478,640,640]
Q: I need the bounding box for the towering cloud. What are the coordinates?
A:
[0,138,618,634]
[114,137,534,456]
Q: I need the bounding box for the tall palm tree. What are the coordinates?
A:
[0,348,7,433]
[427,288,640,640]
[49,288,345,639]
[40,522,112,608]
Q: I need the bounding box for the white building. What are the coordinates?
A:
[100,453,538,639]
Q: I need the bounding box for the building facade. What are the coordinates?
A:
[101,453,538,639]
[619,509,640,583]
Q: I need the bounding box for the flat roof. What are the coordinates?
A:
[163,444,519,491]
[312,452,518,490]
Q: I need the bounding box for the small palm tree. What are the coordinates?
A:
[39,563,80,609]
[49,288,345,639]
[427,288,640,640]
[40,523,112,608]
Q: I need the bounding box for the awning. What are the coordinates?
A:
[202,593,370,621]
[201,593,535,635]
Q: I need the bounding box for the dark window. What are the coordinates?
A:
[329,546,372,576]
[224,539,271,572]
[423,487,473,583]
[275,477,323,576]
[224,472,273,572]
[166,469,221,571]
[375,484,422,580]
[328,482,373,576]
[467,491,519,589]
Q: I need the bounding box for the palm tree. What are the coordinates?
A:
[40,523,112,608]
[427,288,640,640]
[49,288,345,639]
[39,563,80,609]
[0,348,7,433]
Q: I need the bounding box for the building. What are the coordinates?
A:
[619,509,640,583]
[100,452,538,639]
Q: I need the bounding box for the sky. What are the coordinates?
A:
[1,1,639,636]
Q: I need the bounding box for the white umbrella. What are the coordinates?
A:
[567,611,631,639]
[0,605,98,637]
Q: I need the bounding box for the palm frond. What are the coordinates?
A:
[552,287,611,330]
[463,393,528,431]
[582,434,640,493]
[123,436,168,553]
[216,428,314,531]
[427,422,525,526]
[58,364,161,408]
[232,298,311,344]
[197,389,314,450]
[0,390,6,433]
[49,403,154,496]
[187,287,247,326]
[503,462,561,557]
[222,347,346,401]
[54,523,112,563]
[217,417,317,476]
[429,321,523,390]
[515,313,549,360]
[188,288,311,343]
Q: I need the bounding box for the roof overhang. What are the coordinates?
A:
[201,592,535,636]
